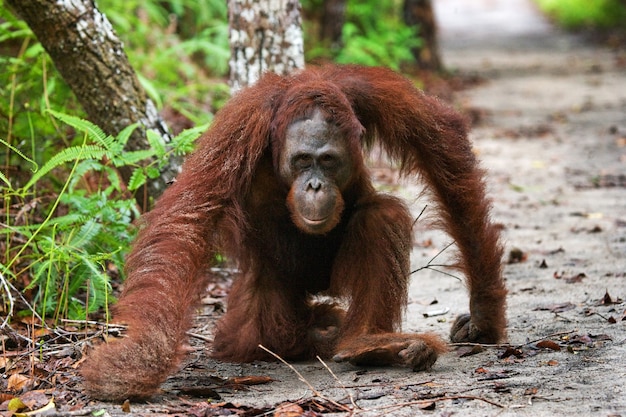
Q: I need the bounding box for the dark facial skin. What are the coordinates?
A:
[279,110,354,235]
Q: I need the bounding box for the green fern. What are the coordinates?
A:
[24,145,108,190]
[47,110,112,148]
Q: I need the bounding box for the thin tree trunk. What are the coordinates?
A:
[6,0,180,210]
[228,0,305,92]
[320,0,346,47]
[403,0,443,71]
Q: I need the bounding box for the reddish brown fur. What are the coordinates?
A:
[81,65,506,401]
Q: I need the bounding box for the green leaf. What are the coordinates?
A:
[127,169,147,191]
[116,123,139,148]
[147,129,167,158]
[24,145,107,190]
[47,110,113,148]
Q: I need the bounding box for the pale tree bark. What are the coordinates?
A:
[403,0,443,71]
[6,0,180,210]
[228,0,305,92]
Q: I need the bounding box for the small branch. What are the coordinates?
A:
[316,355,359,410]
[449,330,578,349]
[374,394,504,412]
[410,241,462,281]
[412,204,428,228]
[258,344,353,414]
[0,271,14,329]
[187,331,213,343]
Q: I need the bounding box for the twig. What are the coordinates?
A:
[518,330,576,347]
[258,344,353,414]
[410,241,462,281]
[449,329,578,350]
[4,276,44,326]
[449,341,512,348]
[0,271,13,329]
[60,318,127,330]
[316,355,359,410]
[374,394,504,412]
[412,204,428,228]
[258,345,320,395]
[187,331,212,343]
[339,379,434,390]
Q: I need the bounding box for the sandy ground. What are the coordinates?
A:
[81,1,626,415]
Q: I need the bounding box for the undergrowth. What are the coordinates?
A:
[1,111,205,323]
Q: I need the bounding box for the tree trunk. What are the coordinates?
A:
[6,0,180,210]
[320,0,347,48]
[403,0,443,71]
[228,0,305,92]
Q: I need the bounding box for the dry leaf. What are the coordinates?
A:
[121,399,131,413]
[7,374,31,392]
[457,345,485,357]
[418,401,436,410]
[274,403,305,417]
[536,340,561,351]
[498,346,524,359]
[14,398,55,416]
[7,397,27,412]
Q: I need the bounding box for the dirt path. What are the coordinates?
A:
[78,2,626,415]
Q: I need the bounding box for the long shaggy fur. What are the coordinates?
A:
[81,65,506,401]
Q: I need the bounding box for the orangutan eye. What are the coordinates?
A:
[293,154,313,170]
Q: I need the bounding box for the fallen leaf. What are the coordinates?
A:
[8,397,27,412]
[16,391,49,411]
[536,340,561,351]
[15,398,55,416]
[457,345,484,357]
[493,381,510,393]
[560,272,586,284]
[599,290,623,305]
[475,367,514,380]
[418,401,437,410]
[498,346,524,359]
[7,374,31,392]
[274,403,305,417]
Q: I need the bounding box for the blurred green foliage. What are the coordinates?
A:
[534,0,626,28]
[303,0,420,69]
